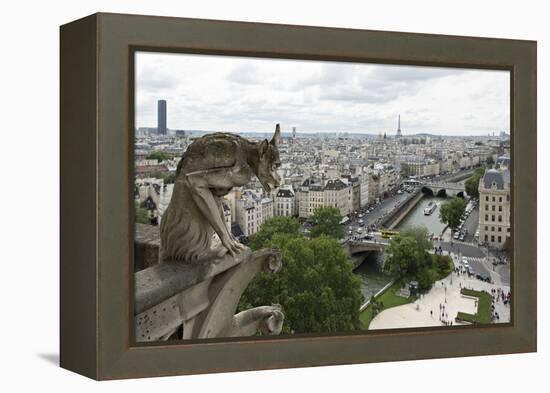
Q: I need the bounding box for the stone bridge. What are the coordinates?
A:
[422,181,466,197]
[347,239,388,254]
[344,240,389,270]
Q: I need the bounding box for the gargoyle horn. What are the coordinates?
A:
[271,124,281,146]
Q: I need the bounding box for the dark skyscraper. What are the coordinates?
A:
[157,100,167,135]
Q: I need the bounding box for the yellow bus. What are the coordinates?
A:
[380,230,399,239]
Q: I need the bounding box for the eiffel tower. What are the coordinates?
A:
[396,114,402,138]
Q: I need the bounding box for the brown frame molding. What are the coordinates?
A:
[60,12,536,380]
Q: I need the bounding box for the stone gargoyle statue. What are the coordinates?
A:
[160,124,282,262]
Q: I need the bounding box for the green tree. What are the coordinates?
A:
[150,171,176,184]
[399,226,433,254]
[465,167,485,198]
[433,254,453,276]
[398,226,433,273]
[239,233,363,334]
[486,155,495,166]
[439,196,467,232]
[416,268,439,291]
[135,202,150,224]
[146,151,172,162]
[384,235,419,278]
[309,207,344,239]
[249,216,300,250]
[383,226,447,291]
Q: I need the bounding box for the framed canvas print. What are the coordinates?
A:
[60,13,537,380]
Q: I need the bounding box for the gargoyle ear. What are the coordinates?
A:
[260,139,269,156]
[270,124,281,146]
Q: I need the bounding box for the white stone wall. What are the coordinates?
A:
[360,176,370,207]
[261,198,274,222]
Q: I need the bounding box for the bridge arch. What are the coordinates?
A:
[421,186,434,196]
[435,189,447,198]
[422,181,466,199]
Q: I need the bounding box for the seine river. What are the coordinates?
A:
[354,195,449,302]
[354,251,392,302]
[396,195,448,236]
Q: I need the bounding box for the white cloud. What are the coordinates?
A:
[135,52,510,135]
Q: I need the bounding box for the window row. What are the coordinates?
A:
[484,234,503,243]
[484,195,510,202]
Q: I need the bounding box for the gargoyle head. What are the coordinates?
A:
[256,124,282,193]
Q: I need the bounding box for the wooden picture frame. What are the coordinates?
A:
[60,12,537,380]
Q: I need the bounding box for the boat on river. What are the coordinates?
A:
[423,201,437,215]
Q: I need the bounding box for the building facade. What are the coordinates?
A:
[341,175,361,212]
[324,178,352,217]
[235,190,274,237]
[275,187,296,217]
[478,167,511,249]
[296,178,352,218]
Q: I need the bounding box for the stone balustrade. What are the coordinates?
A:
[134,224,284,341]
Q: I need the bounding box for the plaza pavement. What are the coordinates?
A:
[368,252,511,330]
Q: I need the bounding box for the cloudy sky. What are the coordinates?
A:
[136,51,510,136]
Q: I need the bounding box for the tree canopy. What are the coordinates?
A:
[150,171,176,184]
[399,226,433,255]
[439,197,466,232]
[146,151,172,162]
[248,216,300,250]
[384,235,419,278]
[465,167,485,199]
[383,225,452,291]
[135,202,150,224]
[309,206,344,239]
[384,226,432,278]
[239,217,363,334]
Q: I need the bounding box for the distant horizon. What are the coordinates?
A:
[136,126,509,138]
[136,52,510,136]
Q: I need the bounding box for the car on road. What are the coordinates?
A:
[475,274,491,283]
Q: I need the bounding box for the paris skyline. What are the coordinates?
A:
[135,51,510,136]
